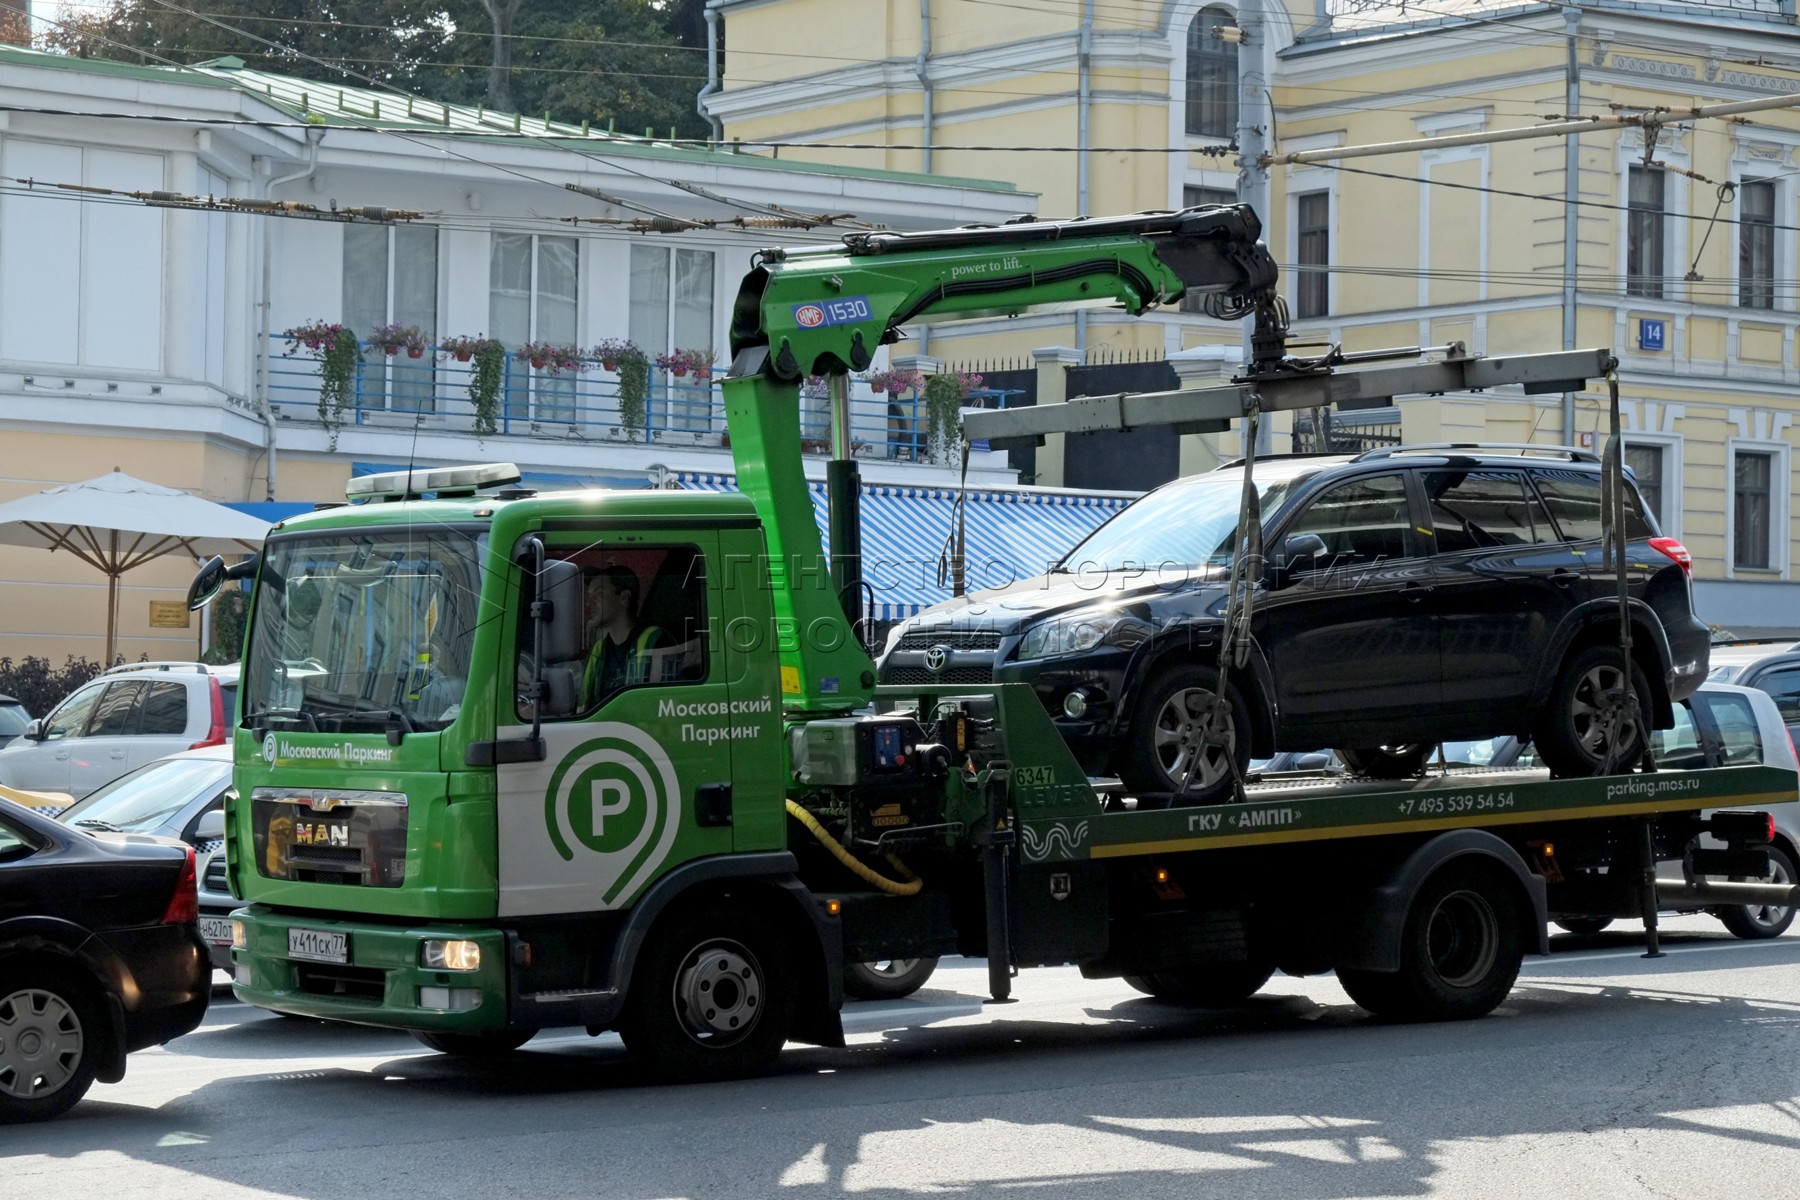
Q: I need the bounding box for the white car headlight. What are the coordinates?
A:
[1015,613,1148,661]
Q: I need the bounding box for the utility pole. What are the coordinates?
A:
[1234,0,1274,454]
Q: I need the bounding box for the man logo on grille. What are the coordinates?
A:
[543,723,680,907]
[924,644,951,673]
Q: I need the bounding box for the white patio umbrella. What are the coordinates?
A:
[0,470,272,663]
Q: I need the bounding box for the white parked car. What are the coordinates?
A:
[0,662,237,799]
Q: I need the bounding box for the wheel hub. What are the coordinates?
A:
[1426,890,1499,989]
[0,988,82,1099]
[1154,687,1235,789]
[674,942,762,1046]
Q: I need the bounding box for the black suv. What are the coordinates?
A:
[878,445,1710,802]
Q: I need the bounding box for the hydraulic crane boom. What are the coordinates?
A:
[720,205,1282,716]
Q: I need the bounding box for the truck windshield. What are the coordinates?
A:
[1059,460,1325,573]
[243,527,487,734]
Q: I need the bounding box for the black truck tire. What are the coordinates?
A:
[843,957,940,1001]
[1337,864,1524,1021]
[1533,646,1653,778]
[0,964,106,1124]
[1123,961,1274,1006]
[412,1029,536,1056]
[619,906,795,1083]
[1117,663,1252,805]
[1340,745,1431,779]
[1717,843,1799,940]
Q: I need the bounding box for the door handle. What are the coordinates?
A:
[1402,584,1435,603]
[1552,568,1575,588]
[111,749,127,759]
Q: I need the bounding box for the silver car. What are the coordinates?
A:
[53,743,236,971]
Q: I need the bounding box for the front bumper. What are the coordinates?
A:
[232,906,512,1033]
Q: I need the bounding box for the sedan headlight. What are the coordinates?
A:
[1016,613,1150,661]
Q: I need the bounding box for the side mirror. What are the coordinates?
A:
[1269,533,1329,584]
[192,808,227,842]
[538,560,584,663]
[188,556,227,611]
[20,718,45,742]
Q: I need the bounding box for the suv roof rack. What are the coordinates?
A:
[1351,442,1600,464]
[101,661,221,676]
[1212,452,1346,471]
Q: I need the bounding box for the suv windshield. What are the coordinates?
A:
[59,756,230,832]
[1059,460,1328,573]
[244,527,487,734]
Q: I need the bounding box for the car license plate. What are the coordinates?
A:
[198,916,234,946]
[288,926,348,964]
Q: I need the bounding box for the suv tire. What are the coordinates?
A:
[1340,745,1431,779]
[1533,645,1654,777]
[1117,663,1251,805]
[1717,843,1798,940]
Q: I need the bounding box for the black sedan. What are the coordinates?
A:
[0,798,210,1122]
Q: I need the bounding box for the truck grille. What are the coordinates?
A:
[897,630,1002,652]
[295,963,386,1002]
[250,789,408,888]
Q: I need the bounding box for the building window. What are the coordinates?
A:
[1734,450,1774,570]
[1180,186,1237,313]
[1185,8,1238,140]
[1739,178,1776,310]
[1296,191,1330,318]
[1624,442,1665,529]
[1627,166,1666,299]
[491,233,579,422]
[629,245,716,429]
[344,224,439,412]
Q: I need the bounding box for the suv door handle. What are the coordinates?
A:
[1402,584,1435,603]
[1552,568,1576,588]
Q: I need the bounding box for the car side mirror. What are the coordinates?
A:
[538,560,584,663]
[20,718,45,742]
[192,809,226,842]
[1269,533,1329,585]
[188,553,258,612]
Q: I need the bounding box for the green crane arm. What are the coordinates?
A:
[719,205,1280,715]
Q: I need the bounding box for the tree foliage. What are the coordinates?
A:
[41,0,711,140]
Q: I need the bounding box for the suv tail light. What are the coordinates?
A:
[1649,537,1692,575]
[190,677,227,749]
[162,845,198,924]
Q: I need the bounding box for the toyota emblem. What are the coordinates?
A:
[924,644,951,673]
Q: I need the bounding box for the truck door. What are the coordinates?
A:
[494,531,739,919]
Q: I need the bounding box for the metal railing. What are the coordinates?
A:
[263,338,941,459]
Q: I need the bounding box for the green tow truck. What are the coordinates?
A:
[191,206,1800,1081]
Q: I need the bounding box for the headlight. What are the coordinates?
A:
[231,918,247,949]
[881,622,908,657]
[421,939,482,971]
[1016,613,1149,661]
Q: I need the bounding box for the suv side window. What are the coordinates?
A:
[1750,665,1800,726]
[88,681,147,737]
[0,811,43,864]
[43,682,107,740]
[1652,703,1707,769]
[139,681,189,736]
[1707,692,1765,765]
[1531,469,1655,541]
[1423,471,1550,552]
[1284,473,1413,571]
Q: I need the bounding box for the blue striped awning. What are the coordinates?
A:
[676,473,1132,621]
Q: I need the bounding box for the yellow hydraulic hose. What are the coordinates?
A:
[784,799,923,896]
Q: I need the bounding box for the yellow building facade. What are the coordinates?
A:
[709,0,1800,633]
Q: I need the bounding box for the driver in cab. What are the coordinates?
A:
[581,564,667,707]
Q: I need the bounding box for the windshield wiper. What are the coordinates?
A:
[343,705,416,743]
[74,818,122,832]
[246,706,317,731]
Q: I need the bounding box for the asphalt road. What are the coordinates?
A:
[9,916,1800,1200]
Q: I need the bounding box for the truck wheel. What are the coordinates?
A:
[0,965,106,1124]
[1718,843,1798,940]
[1117,663,1251,805]
[411,1029,536,1056]
[843,957,939,1001]
[1553,917,1614,935]
[1533,646,1653,777]
[1123,961,1274,1006]
[1337,864,1524,1021]
[1340,745,1430,779]
[619,907,794,1083]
